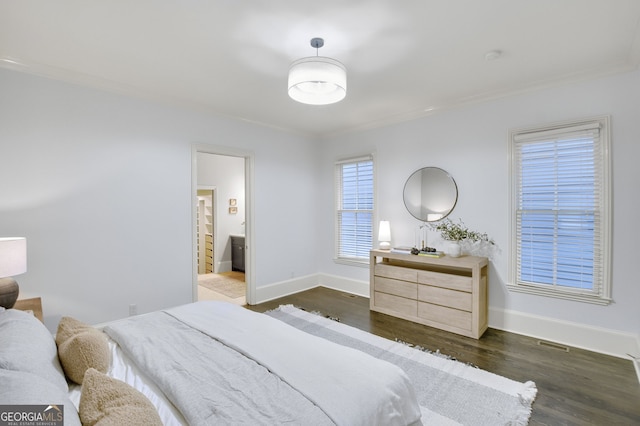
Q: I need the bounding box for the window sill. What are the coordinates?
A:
[333,258,370,268]
[506,283,611,306]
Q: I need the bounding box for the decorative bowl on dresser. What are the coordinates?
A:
[370,249,488,339]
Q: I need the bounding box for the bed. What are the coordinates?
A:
[0,301,422,426]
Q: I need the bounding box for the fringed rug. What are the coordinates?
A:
[198,272,245,298]
[266,305,537,426]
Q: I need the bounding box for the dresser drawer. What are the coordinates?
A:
[418,301,471,331]
[375,263,418,282]
[370,250,488,339]
[374,292,417,317]
[418,270,472,292]
[375,276,417,299]
[418,285,472,311]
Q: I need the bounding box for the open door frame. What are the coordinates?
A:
[191,144,255,304]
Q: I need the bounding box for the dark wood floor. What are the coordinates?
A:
[245,287,640,426]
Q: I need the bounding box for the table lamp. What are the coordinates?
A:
[0,237,27,309]
[378,221,391,250]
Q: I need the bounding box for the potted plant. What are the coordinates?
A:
[430,218,494,257]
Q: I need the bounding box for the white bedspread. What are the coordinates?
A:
[105,301,421,426]
[167,301,421,426]
[106,312,332,425]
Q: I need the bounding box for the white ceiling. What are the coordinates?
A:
[1,1,639,136]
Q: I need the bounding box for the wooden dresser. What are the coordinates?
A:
[370,250,488,339]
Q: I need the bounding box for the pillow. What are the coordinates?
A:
[56,316,110,384]
[0,369,81,426]
[0,309,68,391]
[80,368,163,426]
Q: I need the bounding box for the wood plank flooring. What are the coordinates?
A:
[245,287,640,426]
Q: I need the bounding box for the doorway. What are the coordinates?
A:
[192,147,253,305]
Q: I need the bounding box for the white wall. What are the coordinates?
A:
[318,69,640,355]
[0,68,319,330]
[1,65,638,359]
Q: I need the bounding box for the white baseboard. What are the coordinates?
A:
[488,306,639,362]
[216,261,232,273]
[254,273,640,382]
[254,273,319,303]
[634,337,640,384]
[317,273,369,298]
[253,273,369,304]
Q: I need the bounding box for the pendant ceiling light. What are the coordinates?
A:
[288,38,347,105]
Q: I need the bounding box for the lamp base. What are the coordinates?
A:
[379,241,391,250]
[0,277,19,309]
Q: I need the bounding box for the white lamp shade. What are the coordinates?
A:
[378,221,391,249]
[0,237,27,277]
[288,56,347,105]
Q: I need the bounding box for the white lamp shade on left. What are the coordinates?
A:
[378,221,391,250]
[0,237,27,277]
[288,57,347,105]
[0,237,26,309]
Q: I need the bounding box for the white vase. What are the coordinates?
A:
[447,241,461,258]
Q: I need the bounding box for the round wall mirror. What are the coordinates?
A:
[403,167,458,222]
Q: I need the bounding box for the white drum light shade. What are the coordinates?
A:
[288,57,347,105]
[0,237,27,278]
[0,237,27,309]
[378,221,391,250]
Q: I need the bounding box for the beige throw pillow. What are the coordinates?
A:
[80,368,163,426]
[56,316,110,384]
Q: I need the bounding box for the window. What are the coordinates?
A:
[335,156,374,264]
[509,116,611,304]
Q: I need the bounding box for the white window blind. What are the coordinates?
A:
[335,156,374,262]
[509,117,611,304]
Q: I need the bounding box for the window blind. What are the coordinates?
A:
[511,117,610,303]
[335,156,374,261]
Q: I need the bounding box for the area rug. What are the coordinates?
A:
[198,272,245,298]
[266,305,537,426]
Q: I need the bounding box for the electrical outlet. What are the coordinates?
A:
[129,304,137,316]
